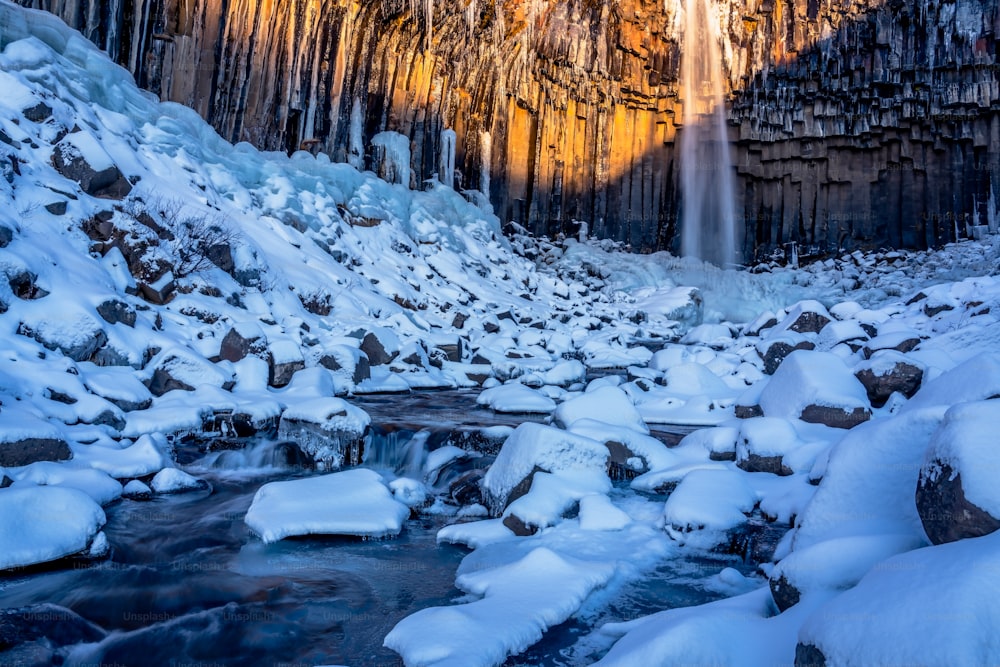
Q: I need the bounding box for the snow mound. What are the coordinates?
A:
[244,469,410,543]
[0,485,106,570]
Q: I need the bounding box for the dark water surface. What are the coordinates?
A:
[0,390,739,667]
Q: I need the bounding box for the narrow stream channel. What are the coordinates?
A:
[1,390,753,667]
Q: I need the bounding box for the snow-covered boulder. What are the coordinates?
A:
[772,299,831,335]
[0,486,106,570]
[758,350,871,429]
[0,408,70,466]
[917,400,1000,544]
[244,469,409,542]
[144,347,233,396]
[853,350,924,407]
[150,467,204,494]
[755,333,815,375]
[277,397,370,469]
[476,383,556,414]
[16,307,106,362]
[217,322,268,363]
[735,417,802,476]
[317,344,371,385]
[50,130,132,199]
[903,352,1000,412]
[481,423,609,512]
[662,468,756,551]
[553,385,648,433]
[71,434,171,478]
[359,327,401,365]
[769,409,941,610]
[796,532,1000,667]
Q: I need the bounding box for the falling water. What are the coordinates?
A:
[679,0,738,266]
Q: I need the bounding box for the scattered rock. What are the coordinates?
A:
[756,334,816,375]
[218,323,268,363]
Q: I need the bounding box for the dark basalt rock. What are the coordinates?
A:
[917,461,1000,545]
[794,643,827,667]
[96,299,137,327]
[51,139,132,199]
[0,438,71,467]
[218,326,268,363]
[799,405,870,430]
[759,339,815,375]
[855,361,923,408]
[769,572,802,613]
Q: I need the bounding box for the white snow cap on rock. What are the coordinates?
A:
[0,486,106,570]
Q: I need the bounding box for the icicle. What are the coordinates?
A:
[371,131,412,187]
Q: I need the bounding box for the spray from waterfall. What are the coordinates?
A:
[679,0,738,266]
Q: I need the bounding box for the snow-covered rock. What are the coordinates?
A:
[917,400,1000,544]
[553,385,648,432]
[276,397,371,469]
[0,486,106,570]
[662,468,756,550]
[757,350,871,428]
[244,469,410,542]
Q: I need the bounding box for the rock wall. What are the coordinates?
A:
[20,0,1000,258]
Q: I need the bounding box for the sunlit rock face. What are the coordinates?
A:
[23,0,1000,257]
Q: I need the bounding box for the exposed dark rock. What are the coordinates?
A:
[44,200,67,215]
[451,312,468,329]
[269,358,305,388]
[218,326,268,363]
[738,453,793,476]
[917,461,1000,545]
[734,404,764,419]
[794,643,827,667]
[855,361,924,408]
[21,102,53,122]
[502,512,537,537]
[137,275,176,305]
[147,367,194,395]
[0,222,14,247]
[0,438,72,467]
[360,332,397,366]
[604,440,645,481]
[318,350,371,385]
[758,338,815,375]
[449,469,485,506]
[0,474,13,488]
[51,138,132,199]
[96,299,137,327]
[769,573,801,613]
[799,405,871,430]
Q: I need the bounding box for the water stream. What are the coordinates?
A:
[0,391,749,666]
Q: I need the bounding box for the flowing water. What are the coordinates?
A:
[679,0,739,266]
[0,392,746,666]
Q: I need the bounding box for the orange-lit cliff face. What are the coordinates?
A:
[22,0,1000,257]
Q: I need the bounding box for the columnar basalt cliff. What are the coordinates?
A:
[20,0,1000,257]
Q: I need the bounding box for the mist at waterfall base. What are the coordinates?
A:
[679,0,739,267]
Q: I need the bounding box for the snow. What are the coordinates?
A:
[244,469,410,542]
[798,532,1000,666]
[0,485,106,570]
[554,385,648,433]
[150,467,203,493]
[661,468,756,548]
[384,547,617,667]
[757,350,870,421]
[921,400,1000,516]
[475,382,556,413]
[578,493,632,531]
[480,423,610,511]
[70,434,171,478]
[10,462,122,505]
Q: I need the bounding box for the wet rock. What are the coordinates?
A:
[277,397,370,469]
[769,573,802,612]
[0,603,106,650]
[448,469,485,506]
[501,512,538,537]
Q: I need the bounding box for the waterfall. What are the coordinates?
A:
[439,128,456,188]
[679,0,738,266]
